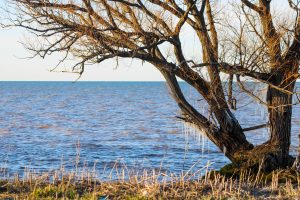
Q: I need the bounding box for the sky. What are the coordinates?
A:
[0,27,164,81]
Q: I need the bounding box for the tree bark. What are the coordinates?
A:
[267,86,292,166]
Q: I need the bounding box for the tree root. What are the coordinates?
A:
[231,142,295,173]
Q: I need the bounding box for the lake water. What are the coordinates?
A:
[0,82,299,179]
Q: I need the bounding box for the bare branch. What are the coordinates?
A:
[241,0,262,13]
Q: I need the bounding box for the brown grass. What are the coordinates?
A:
[1,163,300,200]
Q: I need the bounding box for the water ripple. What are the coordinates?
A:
[0,82,298,178]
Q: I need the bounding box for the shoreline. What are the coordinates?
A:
[1,168,300,199]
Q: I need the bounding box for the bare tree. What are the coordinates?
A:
[5,0,300,171]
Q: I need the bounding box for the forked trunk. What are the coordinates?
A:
[162,68,296,172]
[161,71,253,162]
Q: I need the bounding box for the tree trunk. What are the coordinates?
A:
[236,87,294,172]
[161,70,253,162]
[162,67,296,172]
[210,106,254,160]
[267,86,292,166]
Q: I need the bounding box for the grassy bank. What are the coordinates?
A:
[1,167,300,199]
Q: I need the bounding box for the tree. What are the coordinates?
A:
[6,0,300,171]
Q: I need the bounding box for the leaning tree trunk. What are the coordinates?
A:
[161,70,253,161]
[209,104,254,160]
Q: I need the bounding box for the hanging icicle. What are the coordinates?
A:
[182,121,209,156]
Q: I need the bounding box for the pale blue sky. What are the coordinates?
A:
[0,0,291,81]
[0,24,199,81]
[0,27,164,81]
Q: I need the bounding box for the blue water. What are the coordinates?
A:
[0,82,299,178]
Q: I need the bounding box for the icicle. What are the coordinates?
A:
[266,119,271,137]
[181,121,209,156]
[202,133,205,157]
[260,106,265,120]
[206,135,210,153]
[223,146,227,156]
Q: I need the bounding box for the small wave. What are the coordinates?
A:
[0,128,11,136]
[37,124,51,129]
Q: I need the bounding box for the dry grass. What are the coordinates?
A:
[1,163,300,200]
[1,142,299,199]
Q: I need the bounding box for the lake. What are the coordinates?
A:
[0,82,299,179]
